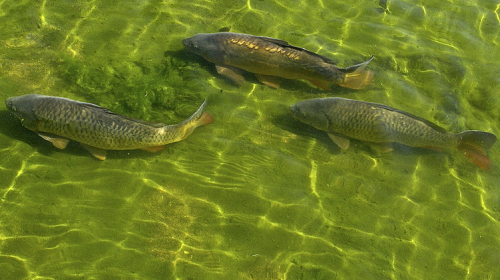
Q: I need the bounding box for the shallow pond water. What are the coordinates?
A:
[0,1,499,279]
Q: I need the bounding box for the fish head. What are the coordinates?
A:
[5,94,42,125]
[183,33,225,64]
[289,99,332,131]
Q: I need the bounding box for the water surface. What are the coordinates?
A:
[0,0,499,279]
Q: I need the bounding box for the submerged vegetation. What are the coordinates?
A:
[55,52,206,122]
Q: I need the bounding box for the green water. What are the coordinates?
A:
[0,0,499,279]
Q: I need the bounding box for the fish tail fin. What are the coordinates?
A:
[457,130,497,170]
[198,112,214,126]
[337,56,374,90]
[179,99,214,128]
[173,99,213,141]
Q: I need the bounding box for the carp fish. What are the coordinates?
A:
[183,32,374,90]
[290,97,497,170]
[5,94,213,160]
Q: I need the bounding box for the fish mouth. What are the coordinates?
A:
[5,97,29,120]
[289,104,301,119]
[182,38,195,50]
[7,108,24,120]
[5,97,15,111]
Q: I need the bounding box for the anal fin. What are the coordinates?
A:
[140,146,165,153]
[81,144,107,160]
[367,142,393,153]
[307,78,332,90]
[422,146,442,152]
[255,74,282,88]
[37,133,70,149]
[216,65,245,86]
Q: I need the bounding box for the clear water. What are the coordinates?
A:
[0,0,499,279]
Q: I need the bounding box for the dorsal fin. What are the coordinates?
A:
[77,101,166,128]
[363,100,447,133]
[120,117,167,128]
[253,35,289,46]
[77,101,114,113]
[255,35,337,65]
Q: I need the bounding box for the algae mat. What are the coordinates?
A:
[0,0,499,279]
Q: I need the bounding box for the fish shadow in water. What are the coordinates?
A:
[270,111,342,154]
[167,49,329,93]
[0,110,162,160]
[0,110,73,157]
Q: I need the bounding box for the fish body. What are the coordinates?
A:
[183,32,373,90]
[290,97,497,169]
[6,94,213,160]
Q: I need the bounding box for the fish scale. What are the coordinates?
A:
[220,33,335,78]
[227,36,301,59]
[183,32,374,90]
[290,97,497,169]
[34,97,168,149]
[326,103,391,142]
[6,94,213,160]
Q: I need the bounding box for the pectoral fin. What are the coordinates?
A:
[216,65,245,86]
[80,144,107,160]
[37,133,70,149]
[328,134,350,150]
[255,74,282,88]
[140,146,165,153]
[21,118,39,130]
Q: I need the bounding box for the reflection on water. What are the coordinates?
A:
[0,0,499,279]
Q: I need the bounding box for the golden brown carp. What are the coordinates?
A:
[290,97,497,169]
[183,32,373,90]
[6,94,213,160]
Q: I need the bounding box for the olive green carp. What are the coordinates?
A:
[290,97,497,170]
[183,32,374,90]
[5,94,213,160]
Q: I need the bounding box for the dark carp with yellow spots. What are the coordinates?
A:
[6,94,213,160]
[183,32,374,90]
[290,97,497,170]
